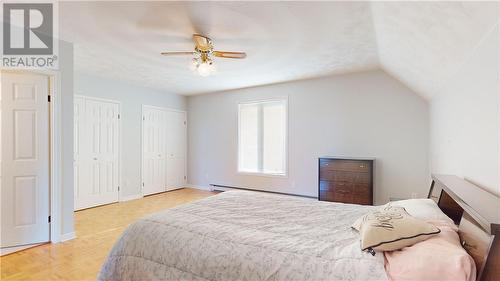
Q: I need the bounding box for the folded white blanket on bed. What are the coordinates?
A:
[98,190,387,281]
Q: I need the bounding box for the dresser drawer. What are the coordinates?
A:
[352,196,372,205]
[319,190,354,204]
[319,170,356,182]
[319,180,353,193]
[353,183,371,195]
[354,173,371,184]
[319,159,371,172]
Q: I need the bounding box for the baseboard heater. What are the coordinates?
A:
[209,184,317,199]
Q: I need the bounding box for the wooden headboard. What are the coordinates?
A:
[428,175,500,281]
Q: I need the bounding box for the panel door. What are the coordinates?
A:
[1,72,50,248]
[75,98,120,210]
[166,110,187,190]
[142,107,167,195]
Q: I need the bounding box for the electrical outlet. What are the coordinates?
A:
[411,192,418,199]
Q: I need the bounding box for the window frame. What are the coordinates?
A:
[237,97,288,178]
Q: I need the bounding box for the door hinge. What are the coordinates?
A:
[48,216,51,223]
[142,182,144,187]
[48,95,51,102]
[184,176,187,180]
[143,116,145,121]
[118,114,120,119]
[118,186,120,191]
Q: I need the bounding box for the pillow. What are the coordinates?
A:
[384,220,476,281]
[388,198,454,224]
[352,205,440,253]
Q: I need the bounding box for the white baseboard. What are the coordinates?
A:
[60,232,76,242]
[186,184,213,191]
[1,243,45,256]
[120,193,143,202]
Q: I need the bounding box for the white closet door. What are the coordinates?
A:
[1,72,50,248]
[142,107,167,195]
[75,97,120,210]
[166,110,187,190]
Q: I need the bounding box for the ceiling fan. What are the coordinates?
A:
[161,34,247,77]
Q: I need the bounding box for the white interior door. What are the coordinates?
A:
[142,106,167,195]
[74,97,120,210]
[166,110,187,190]
[1,72,50,248]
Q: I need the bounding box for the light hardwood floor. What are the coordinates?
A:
[0,188,216,281]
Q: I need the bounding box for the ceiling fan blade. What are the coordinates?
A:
[161,51,196,56]
[213,51,247,59]
[193,34,212,51]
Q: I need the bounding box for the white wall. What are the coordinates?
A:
[74,73,187,198]
[60,40,75,236]
[187,70,429,204]
[430,23,500,196]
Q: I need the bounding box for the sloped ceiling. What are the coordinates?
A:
[371,1,500,99]
[60,1,500,98]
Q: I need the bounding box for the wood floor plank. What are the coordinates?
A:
[0,188,215,281]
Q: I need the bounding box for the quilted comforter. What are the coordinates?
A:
[98,190,387,281]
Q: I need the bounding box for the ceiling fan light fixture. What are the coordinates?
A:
[161,34,245,76]
[190,58,199,72]
[196,60,216,77]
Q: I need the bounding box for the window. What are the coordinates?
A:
[238,99,287,176]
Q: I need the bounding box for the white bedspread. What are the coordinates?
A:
[98,190,387,281]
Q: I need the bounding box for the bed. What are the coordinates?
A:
[99,175,499,281]
[98,190,386,280]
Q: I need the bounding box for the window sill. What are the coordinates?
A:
[237,171,288,178]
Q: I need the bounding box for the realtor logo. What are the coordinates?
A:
[2,2,58,68]
[3,3,53,55]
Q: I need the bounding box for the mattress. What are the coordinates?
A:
[98,190,387,281]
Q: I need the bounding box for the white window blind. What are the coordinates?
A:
[238,99,287,175]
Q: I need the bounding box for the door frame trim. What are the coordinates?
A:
[74,95,123,206]
[49,71,62,243]
[141,105,187,197]
[1,69,62,244]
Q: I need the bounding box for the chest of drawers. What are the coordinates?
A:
[318,157,374,205]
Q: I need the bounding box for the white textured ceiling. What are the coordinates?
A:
[60,1,378,96]
[60,1,500,98]
[371,1,500,99]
